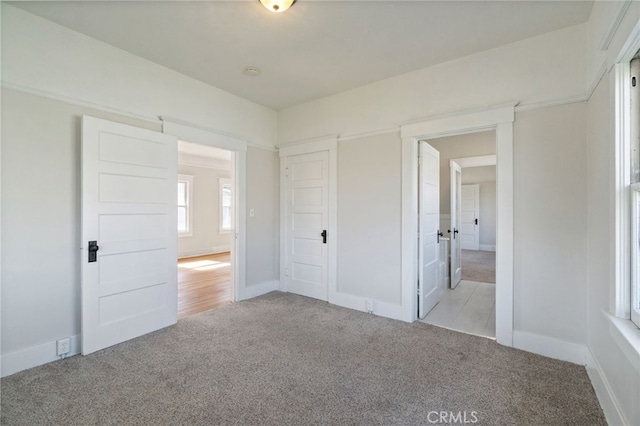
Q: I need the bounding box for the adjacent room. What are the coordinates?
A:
[2,1,640,425]
[420,131,498,339]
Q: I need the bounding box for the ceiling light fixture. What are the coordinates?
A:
[259,0,295,13]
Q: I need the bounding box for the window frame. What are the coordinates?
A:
[177,174,194,237]
[631,182,640,326]
[219,177,232,234]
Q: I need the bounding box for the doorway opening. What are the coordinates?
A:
[177,140,235,318]
[418,131,497,338]
[401,104,513,345]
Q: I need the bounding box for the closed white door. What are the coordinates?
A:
[460,184,480,250]
[82,116,178,355]
[418,142,442,319]
[450,161,462,288]
[284,151,329,301]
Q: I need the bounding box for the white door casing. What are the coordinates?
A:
[418,142,443,318]
[460,184,480,250]
[400,103,514,347]
[450,160,462,288]
[283,151,329,301]
[81,116,178,355]
[161,117,247,302]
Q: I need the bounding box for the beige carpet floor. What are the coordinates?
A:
[1,292,604,425]
[462,250,496,283]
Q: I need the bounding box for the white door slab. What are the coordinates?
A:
[82,116,178,355]
[450,161,462,288]
[418,142,442,319]
[284,151,329,301]
[460,184,480,250]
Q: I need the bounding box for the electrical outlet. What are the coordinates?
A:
[366,300,374,313]
[57,338,70,356]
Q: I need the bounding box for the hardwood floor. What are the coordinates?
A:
[178,253,231,319]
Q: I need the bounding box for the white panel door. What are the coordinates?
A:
[418,142,442,319]
[460,184,480,250]
[450,161,462,288]
[284,151,329,301]
[82,116,178,355]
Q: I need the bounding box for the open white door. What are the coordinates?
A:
[460,184,480,250]
[82,116,178,355]
[450,161,462,288]
[283,151,329,301]
[418,142,442,319]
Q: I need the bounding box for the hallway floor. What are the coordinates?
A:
[421,280,496,338]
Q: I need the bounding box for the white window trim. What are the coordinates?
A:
[177,174,194,237]
[609,24,640,373]
[219,178,232,234]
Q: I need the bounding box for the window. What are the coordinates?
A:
[178,174,193,237]
[220,178,232,233]
[628,56,640,327]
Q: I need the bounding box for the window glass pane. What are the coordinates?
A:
[177,206,187,232]
[177,182,186,206]
[222,185,231,207]
[222,206,231,229]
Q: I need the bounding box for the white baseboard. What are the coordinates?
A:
[332,292,402,320]
[2,334,81,378]
[479,244,496,252]
[585,348,627,426]
[239,280,279,301]
[512,330,587,365]
[178,245,231,259]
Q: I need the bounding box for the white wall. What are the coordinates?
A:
[427,131,496,216]
[0,88,280,375]
[279,23,587,144]
[245,146,279,293]
[177,163,231,259]
[1,4,278,149]
[513,102,587,344]
[478,182,496,249]
[338,132,401,305]
[583,3,640,424]
[461,167,497,250]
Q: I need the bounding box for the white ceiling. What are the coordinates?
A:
[11,1,593,110]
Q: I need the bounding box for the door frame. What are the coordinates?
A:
[400,104,514,346]
[278,137,338,303]
[161,117,247,302]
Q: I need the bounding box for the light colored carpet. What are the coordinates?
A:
[1,292,604,425]
[462,249,496,283]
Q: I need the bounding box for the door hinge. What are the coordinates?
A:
[285,267,289,277]
[285,167,289,178]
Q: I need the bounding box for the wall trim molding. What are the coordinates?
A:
[338,127,399,143]
[162,117,247,152]
[2,80,161,124]
[2,334,81,378]
[515,94,587,113]
[332,292,402,320]
[178,246,231,259]
[450,154,496,168]
[585,348,628,426]
[601,0,634,52]
[277,134,339,151]
[239,280,279,301]
[512,330,587,365]
[586,60,610,103]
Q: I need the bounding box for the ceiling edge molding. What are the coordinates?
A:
[1,80,161,125]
